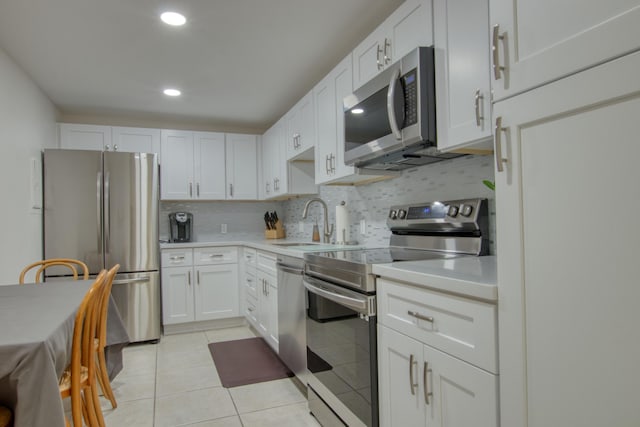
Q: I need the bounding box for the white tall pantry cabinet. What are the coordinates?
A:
[492,3,640,422]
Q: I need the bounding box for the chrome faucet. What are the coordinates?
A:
[302,198,334,243]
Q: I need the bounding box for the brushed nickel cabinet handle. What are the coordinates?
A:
[376,43,384,70]
[495,116,508,172]
[196,183,200,197]
[197,270,200,285]
[189,182,193,197]
[187,270,191,286]
[409,354,418,395]
[105,144,110,151]
[229,183,234,197]
[408,310,434,323]
[383,38,392,64]
[325,155,330,174]
[492,24,505,80]
[113,144,118,151]
[169,255,185,261]
[424,361,433,405]
[474,89,484,127]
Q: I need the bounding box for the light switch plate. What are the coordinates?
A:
[221,224,227,234]
[360,219,366,235]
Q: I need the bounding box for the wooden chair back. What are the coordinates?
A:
[97,264,119,349]
[67,270,106,427]
[19,258,90,283]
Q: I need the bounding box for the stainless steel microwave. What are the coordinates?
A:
[344,46,461,171]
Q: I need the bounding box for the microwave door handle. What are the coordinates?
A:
[387,67,403,142]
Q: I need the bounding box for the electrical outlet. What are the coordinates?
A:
[360,219,366,235]
[298,221,305,232]
[221,224,227,234]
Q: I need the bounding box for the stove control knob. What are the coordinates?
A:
[397,209,407,219]
[389,209,397,220]
[460,204,474,217]
[447,205,459,217]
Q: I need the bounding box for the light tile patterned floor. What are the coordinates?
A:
[96,326,321,427]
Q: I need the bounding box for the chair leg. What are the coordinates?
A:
[70,388,83,427]
[89,380,106,427]
[97,350,117,408]
[83,387,100,427]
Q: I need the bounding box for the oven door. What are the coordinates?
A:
[303,274,378,427]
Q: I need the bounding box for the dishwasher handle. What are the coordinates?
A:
[276,263,304,275]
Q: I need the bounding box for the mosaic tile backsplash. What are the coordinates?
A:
[161,155,496,253]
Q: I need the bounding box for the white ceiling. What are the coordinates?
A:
[0,0,404,132]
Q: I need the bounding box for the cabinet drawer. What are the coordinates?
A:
[161,249,193,267]
[245,294,258,325]
[257,251,277,273]
[377,278,498,373]
[244,267,257,299]
[194,247,238,265]
[243,248,257,266]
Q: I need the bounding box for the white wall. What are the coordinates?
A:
[0,47,59,284]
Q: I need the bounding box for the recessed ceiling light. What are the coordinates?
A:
[160,11,186,26]
[351,108,364,114]
[163,88,181,97]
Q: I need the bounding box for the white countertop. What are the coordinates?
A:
[160,239,365,258]
[372,256,497,302]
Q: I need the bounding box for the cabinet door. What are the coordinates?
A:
[423,345,498,427]
[490,0,640,101]
[494,51,640,426]
[378,325,426,427]
[161,266,194,325]
[226,133,258,200]
[261,126,276,198]
[59,123,111,151]
[387,0,433,66]
[160,130,194,200]
[194,132,226,200]
[353,25,386,90]
[256,270,269,336]
[314,54,355,184]
[194,264,239,321]
[270,118,287,197]
[331,55,356,180]
[286,91,315,160]
[352,0,432,90]
[433,0,493,152]
[111,126,160,154]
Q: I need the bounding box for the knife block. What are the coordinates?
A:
[265,220,286,239]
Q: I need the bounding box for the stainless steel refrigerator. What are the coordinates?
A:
[43,149,161,342]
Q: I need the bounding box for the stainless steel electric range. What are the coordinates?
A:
[303,198,489,427]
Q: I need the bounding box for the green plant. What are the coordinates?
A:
[482,180,495,191]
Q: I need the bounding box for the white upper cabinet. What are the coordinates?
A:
[261,117,316,200]
[112,126,160,154]
[433,0,493,152]
[352,0,433,90]
[59,124,111,151]
[161,130,260,201]
[193,132,226,200]
[225,133,258,200]
[285,91,314,160]
[60,124,160,154]
[490,0,640,101]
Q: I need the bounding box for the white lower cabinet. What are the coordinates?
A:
[256,255,278,352]
[377,278,498,427]
[161,247,239,326]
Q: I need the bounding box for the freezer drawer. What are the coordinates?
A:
[110,271,161,342]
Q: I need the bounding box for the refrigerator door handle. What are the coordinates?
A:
[112,277,149,285]
[105,171,111,252]
[97,171,103,254]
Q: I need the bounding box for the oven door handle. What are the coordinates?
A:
[303,278,369,313]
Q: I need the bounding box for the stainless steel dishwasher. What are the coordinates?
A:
[276,255,307,385]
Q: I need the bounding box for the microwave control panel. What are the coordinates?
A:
[403,68,418,127]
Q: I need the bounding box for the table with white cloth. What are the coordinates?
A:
[0,280,130,427]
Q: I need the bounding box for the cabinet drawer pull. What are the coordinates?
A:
[247,307,254,312]
[492,24,505,80]
[376,43,384,70]
[169,255,185,261]
[423,361,433,405]
[209,254,225,258]
[383,38,391,64]
[408,310,434,323]
[409,354,418,395]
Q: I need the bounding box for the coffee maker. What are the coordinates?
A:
[169,212,193,243]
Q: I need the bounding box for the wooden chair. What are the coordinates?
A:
[19,258,89,284]
[59,270,107,427]
[0,405,12,427]
[94,264,120,409]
